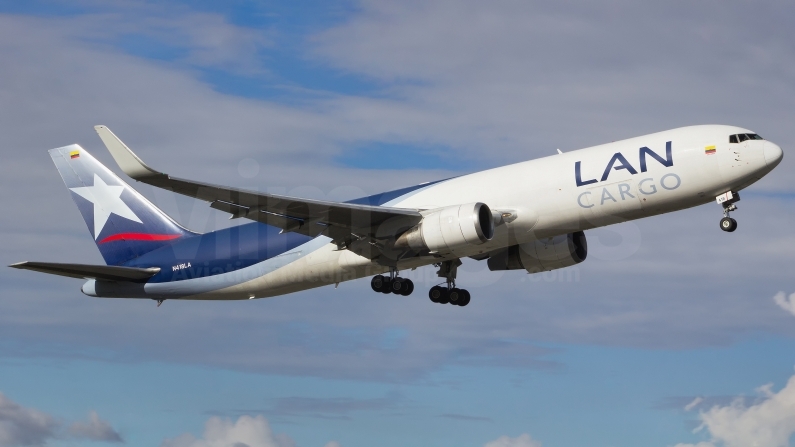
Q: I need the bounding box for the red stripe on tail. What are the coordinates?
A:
[98,233,182,244]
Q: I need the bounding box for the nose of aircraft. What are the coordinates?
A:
[764,141,784,167]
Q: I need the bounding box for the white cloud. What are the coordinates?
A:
[0,393,121,447]
[675,371,795,447]
[159,415,294,447]
[0,392,58,447]
[773,292,795,317]
[484,433,541,447]
[684,397,704,412]
[68,410,123,443]
[324,442,342,447]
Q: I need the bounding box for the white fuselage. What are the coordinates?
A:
[167,125,781,299]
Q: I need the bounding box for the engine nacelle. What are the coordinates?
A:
[487,231,587,273]
[394,202,495,254]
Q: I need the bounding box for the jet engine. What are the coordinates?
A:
[394,202,495,254]
[487,231,587,273]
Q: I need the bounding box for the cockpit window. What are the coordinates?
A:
[729,133,764,143]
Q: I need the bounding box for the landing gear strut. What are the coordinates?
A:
[370,268,414,296]
[428,259,470,307]
[717,191,739,233]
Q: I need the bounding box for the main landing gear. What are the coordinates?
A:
[368,259,472,306]
[429,259,470,307]
[371,270,414,296]
[716,191,739,233]
[429,286,470,307]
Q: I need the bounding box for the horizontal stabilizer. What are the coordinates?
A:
[9,261,160,282]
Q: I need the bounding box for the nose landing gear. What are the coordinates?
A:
[716,191,739,232]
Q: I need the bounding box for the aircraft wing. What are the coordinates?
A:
[10,261,160,282]
[95,126,423,248]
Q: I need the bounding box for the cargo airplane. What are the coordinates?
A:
[11,125,783,306]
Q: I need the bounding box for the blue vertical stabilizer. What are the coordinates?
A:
[50,145,198,265]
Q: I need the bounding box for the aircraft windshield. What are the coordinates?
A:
[729,133,764,143]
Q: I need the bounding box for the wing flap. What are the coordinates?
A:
[10,261,160,282]
[209,200,316,235]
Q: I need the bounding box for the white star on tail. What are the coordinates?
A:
[70,174,142,239]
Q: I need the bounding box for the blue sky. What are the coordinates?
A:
[1,1,794,447]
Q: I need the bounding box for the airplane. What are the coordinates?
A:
[10,125,783,307]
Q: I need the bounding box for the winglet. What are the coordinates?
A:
[94,125,162,179]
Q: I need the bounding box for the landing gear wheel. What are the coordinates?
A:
[448,288,462,304]
[437,289,450,304]
[373,274,413,295]
[457,290,471,307]
[720,217,737,232]
[400,279,414,296]
[371,275,385,292]
[391,278,404,294]
[429,286,450,303]
[429,286,444,303]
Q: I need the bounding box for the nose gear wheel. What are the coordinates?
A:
[716,191,740,233]
[719,217,737,232]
